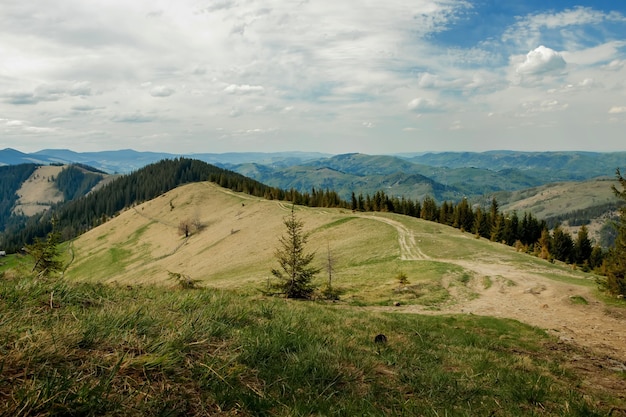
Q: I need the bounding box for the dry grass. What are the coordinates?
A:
[12,165,65,216]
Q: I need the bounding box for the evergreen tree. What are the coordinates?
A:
[574,225,592,266]
[270,206,320,299]
[604,168,626,296]
[25,219,63,278]
[589,245,605,270]
[552,224,574,263]
[421,196,438,222]
[491,213,505,243]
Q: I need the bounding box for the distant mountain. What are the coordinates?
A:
[2,148,624,204]
[229,153,550,202]
[405,151,626,182]
[2,149,331,174]
[0,148,51,166]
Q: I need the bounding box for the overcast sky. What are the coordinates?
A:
[1,1,626,155]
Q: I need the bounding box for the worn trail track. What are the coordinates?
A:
[361,214,626,366]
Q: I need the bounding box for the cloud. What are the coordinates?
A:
[517,99,569,117]
[561,41,626,66]
[502,7,626,50]
[23,126,57,134]
[111,113,154,123]
[224,84,265,94]
[71,104,100,112]
[2,81,94,105]
[150,85,175,97]
[1,1,626,153]
[609,106,626,114]
[516,46,566,75]
[407,97,444,113]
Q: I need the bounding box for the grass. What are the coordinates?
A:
[569,295,589,305]
[1,274,622,416]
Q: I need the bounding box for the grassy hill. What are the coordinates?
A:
[496,178,621,243]
[3,182,626,415]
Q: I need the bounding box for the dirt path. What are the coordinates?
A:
[363,214,626,365]
[360,214,430,260]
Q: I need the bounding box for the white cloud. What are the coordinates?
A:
[0,1,625,153]
[224,84,265,94]
[516,46,566,75]
[407,97,444,113]
[150,85,175,97]
[502,7,626,49]
[111,113,154,123]
[23,126,57,134]
[609,106,626,114]
[562,41,626,66]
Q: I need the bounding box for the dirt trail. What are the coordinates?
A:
[360,215,430,260]
[363,214,626,365]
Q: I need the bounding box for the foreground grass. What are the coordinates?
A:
[0,275,621,416]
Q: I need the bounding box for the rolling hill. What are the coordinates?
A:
[66,181,626,364]
[3,179,626,415]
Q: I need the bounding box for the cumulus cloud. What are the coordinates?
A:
[517,46,566,75]
[150,85,175,97]
[407,97,444,113]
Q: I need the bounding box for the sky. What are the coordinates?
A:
[1,1,626,155]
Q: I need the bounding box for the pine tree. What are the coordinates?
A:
[270,206,320,299]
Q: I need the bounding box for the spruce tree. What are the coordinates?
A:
[605,169,626,296]
[26,218,63,278]
[270,206,320,299]
[574,225,592,266]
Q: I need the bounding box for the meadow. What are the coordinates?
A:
[2,182,625,415]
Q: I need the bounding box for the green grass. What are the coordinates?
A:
[1,274,622,416]
[569,295,589,305]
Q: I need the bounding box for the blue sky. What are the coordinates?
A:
[1,1,626,154]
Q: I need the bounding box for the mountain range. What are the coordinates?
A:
[2,148,624,202]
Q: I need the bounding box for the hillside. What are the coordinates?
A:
[66,182,626,365]
[0,164,108,237]
[3,181,625,415]
[497,178,621,243]
[12,165,65,217]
